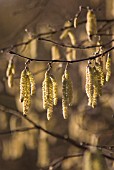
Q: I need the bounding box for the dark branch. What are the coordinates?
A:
[9,46,114,64]
[0,105,114,160]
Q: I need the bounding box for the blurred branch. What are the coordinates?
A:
[0,127,36,135]
[0,105,114,160]
[0,105,86,150]
[0,19,114,52]
[49,153,83,170]
[9,46,114,63]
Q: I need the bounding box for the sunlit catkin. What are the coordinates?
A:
[106,54,111,82]
[68,31,76,46]
[50,75,58,105]
[42,71,51,109]
[20,68,33,115]
[60,21,72,40]
[62,74,69,119]
[62,69,73,119]
[95,62,105,86]
[64,69,73,106]
[85,65,94,106]
[27,69,36,96]
[20,69,28,102]
[6,59,15,88]
[42,71,53,120]
[86,9,97,41]
[22,71,31,115]
[51,45,61,60]
[74,17,78,28]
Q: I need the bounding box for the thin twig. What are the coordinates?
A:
[0,105,114,160]
[0,19,114,52]
[9,46,114,63]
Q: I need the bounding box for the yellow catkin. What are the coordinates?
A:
[68,31,76,46]
[42,80,47,109]
[46,78,53,120]
[85,64,103,108]
[64,70,73,106]
[42,71,53,120]
[66,48,77,61]
[6,59,15,88]
[85,66,94,106]
[8,74,13,88]
[86,9,97,41]
[106,55,111,82]
[66,31,76,60]
[47,106,53,120]
[20,69,28,102]
[62,74,69,119]
[66,48,73,61]
[23,76,31,115]
[74,17,78,28]
[95,62,105,86]
[62,69,73,119]
[27,69,36,96]
[42,71,50,109]
[50,75,58,106]
[92,68,102,108]
[51,45,61,60]
[20,69,32,115]
[60,21,72,40]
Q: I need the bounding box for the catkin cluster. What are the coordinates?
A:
[42,71,58,120]
[85,62,104,108]
[85,55,111,107]
[6,59,15,88]
[62,69,73,119]
[86,9,97,41]
[20,68,36,115]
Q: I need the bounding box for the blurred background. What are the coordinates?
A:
[0,0,114,169]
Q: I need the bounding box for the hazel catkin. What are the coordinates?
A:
[106,54,111,82]
[86,9,97,41]
[6,59,15,88]
[62,69,73,119]
[42,71,58,120]
[20,68,35,115]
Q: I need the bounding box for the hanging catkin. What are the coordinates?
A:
[62,74,68,119]
[74,16,78,28]
[42,70,58,120]
[67,31,77,60]
[50,75,58,106]
[86,9,97,41]
[62,69,73,119]
[6,58,15,88]
[42,71,52,110]
[95,62,105,86]
[27,70,36,96]
[92,67,102,108]
[20,68,36,115]
[85,65,94,106]
[51,45,61,60]
[23,76,31,115]
[60,21,72,40]
[106,54,111,82]
[85,64,102,108]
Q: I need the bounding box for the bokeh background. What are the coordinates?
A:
[0,0,114,169]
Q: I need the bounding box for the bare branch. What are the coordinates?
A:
[0,105,114,160]
[9,46,114,64]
